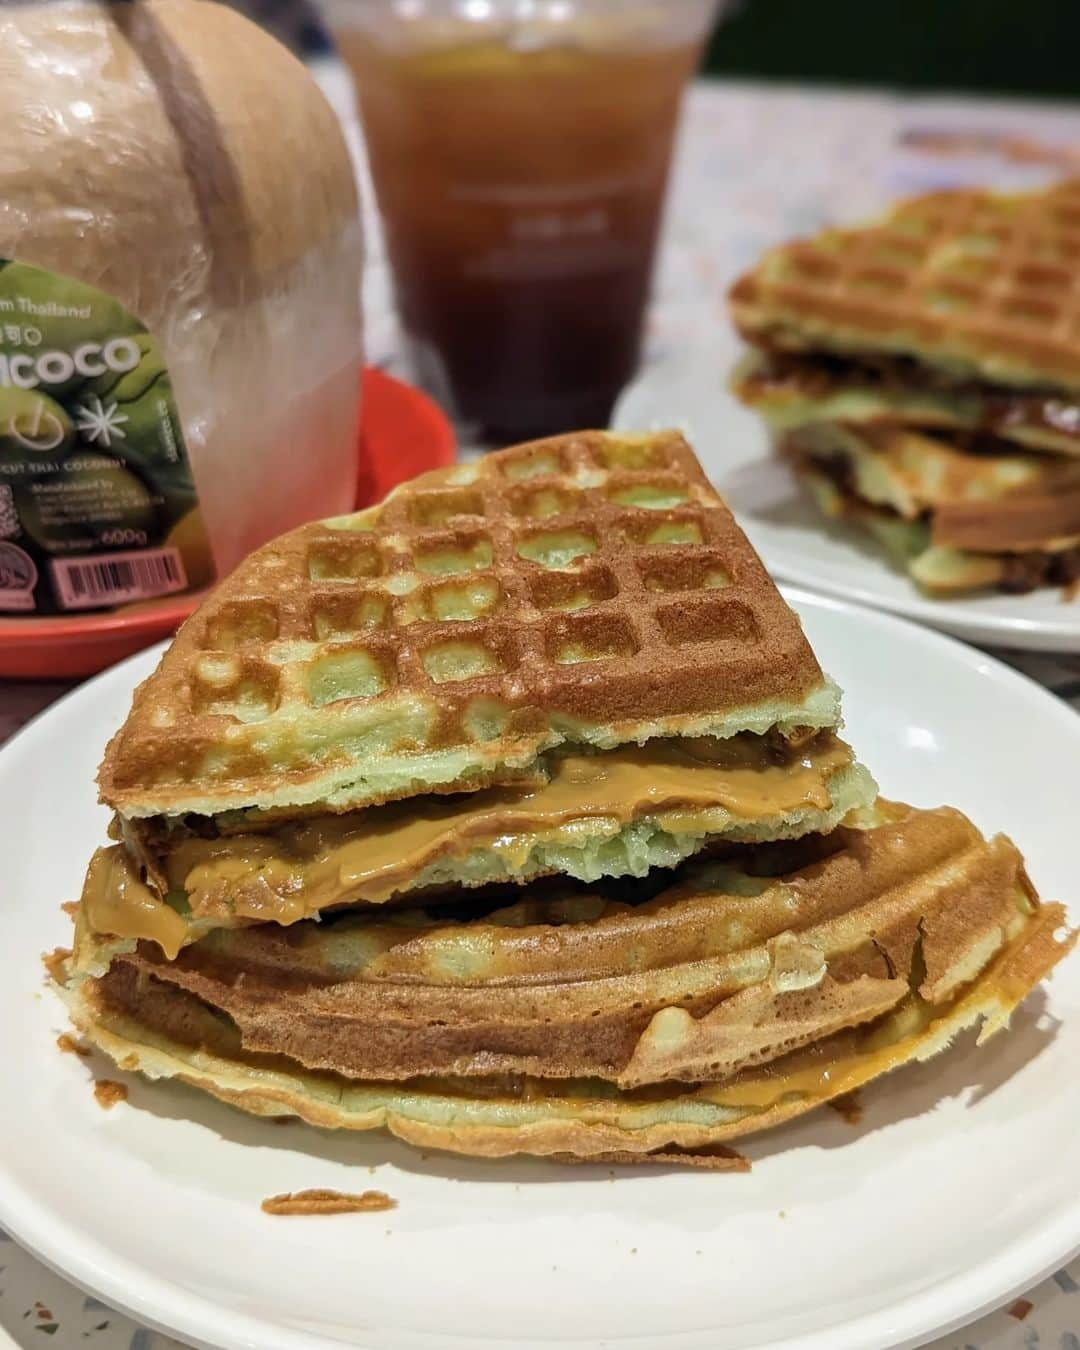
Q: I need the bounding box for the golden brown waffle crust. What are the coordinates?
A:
[55,895,1072,1163]
[98,431,831,819]
[730,181,1080,394]
[790,453,1080,596]
[785,422,1080,552]
[78,802,1052,1087]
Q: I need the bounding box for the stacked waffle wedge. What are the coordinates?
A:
[731,181,1080,594]
[54,431,1074,1166]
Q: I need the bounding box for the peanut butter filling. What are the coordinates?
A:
[82,732,853,956]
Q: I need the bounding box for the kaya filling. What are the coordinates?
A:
[735,349,1080,448]
[81,731,854,955]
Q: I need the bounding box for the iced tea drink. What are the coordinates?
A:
[333,2,713,439]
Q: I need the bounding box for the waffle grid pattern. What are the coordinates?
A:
[733,180,1080,390]
[100,432,824,812]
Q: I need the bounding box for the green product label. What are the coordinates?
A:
[0,259,214,615]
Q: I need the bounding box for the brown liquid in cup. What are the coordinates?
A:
[340,32,701,439]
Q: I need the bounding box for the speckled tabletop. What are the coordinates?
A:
[1,68,1078,1350]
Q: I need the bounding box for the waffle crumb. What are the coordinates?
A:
[261,1188,397,1216]
[93,1080,127,1110]
[56,1033,91,1057]
[1008,1299,1034,1321]
[42,947,71,982]
[828,1091,864,1125]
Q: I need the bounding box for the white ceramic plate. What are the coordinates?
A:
[1,595,1077,1350]
[614,346,1080,652]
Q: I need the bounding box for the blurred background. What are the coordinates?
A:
[705,0,1080,97]
[246,0,1080,99]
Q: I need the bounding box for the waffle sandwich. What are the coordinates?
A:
[52,431,1074,1166]
[730,181,1080,593]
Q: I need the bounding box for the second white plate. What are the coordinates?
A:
[0,592,1077,1350]
[615,348,1080,652]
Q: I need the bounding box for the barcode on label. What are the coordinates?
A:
[51,548,188,611]
[0,485,19,540]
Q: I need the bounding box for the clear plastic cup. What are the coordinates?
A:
[326,0,717,440]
